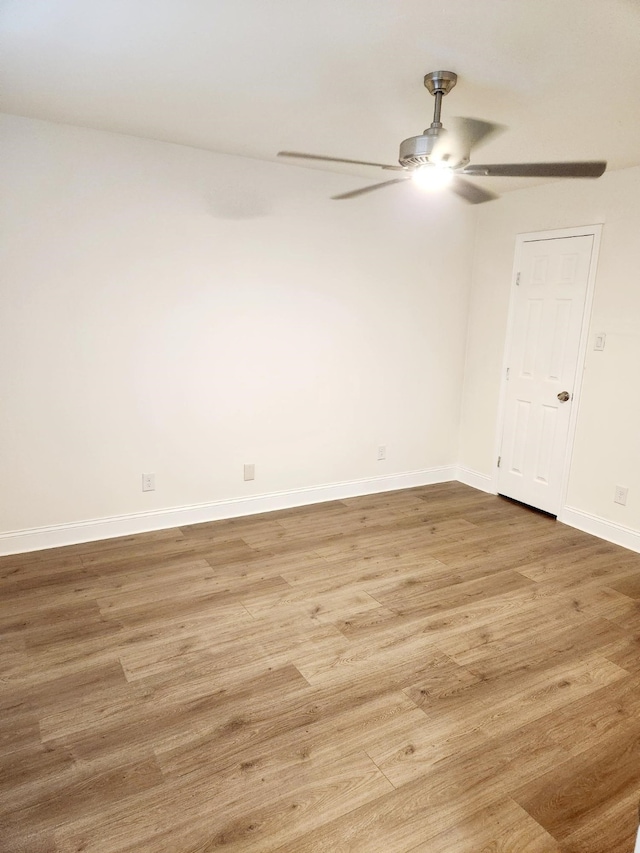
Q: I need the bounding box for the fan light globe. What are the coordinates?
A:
[412,164,453,191]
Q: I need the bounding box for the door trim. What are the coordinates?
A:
[492,224,603,517]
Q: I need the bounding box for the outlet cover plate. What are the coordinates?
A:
[614,485,628,506]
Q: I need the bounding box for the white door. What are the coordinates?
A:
[498,234,595,514]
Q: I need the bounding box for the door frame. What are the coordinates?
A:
[492,223,603,518]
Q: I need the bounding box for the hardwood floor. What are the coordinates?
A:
[2,482,640,852]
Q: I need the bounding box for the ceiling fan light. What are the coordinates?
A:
[412,164,453,191]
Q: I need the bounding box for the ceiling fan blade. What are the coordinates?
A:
[431,118,503,166]
[278,151,404,171]
[331,178,409,200]
[462,161,607,178]
[436,116,505,156]
[449,176,498,205]
[451,117,504,152]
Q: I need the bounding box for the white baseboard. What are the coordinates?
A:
[455,466,495,494]
[0,466,457,556]
[4,469,638,558]
[560,506,640,555]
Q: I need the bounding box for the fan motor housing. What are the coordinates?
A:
[399,133,439,168]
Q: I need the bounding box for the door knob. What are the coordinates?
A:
[557,391,571,402]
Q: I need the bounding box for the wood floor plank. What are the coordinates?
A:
[0,697,41,756]
[1,754,164,842]
[435,609,629,674]
[523,673,640,762]
[53,749,391,853]
[371,568,535,617]
[152,676,417,784]
[2,482,640,852]
[557,790,639,853]
[513,720,640,848]
[608,570,640,599]
[407,797,560,852]
[365,655,626,791]
[270,759,502,853]
[291,622,451,687]
[604,634,640,674]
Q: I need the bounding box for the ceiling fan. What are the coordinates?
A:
[277,71,606,204]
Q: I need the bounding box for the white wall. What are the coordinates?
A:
[459,166,640,540]
[0,114,476,544]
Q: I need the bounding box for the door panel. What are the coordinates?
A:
[498,235,594,514]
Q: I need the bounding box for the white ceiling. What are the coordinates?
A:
[2,0,640,196]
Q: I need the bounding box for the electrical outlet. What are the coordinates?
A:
[614,485,628,506]
[142,473,155,492]
[377,445,386,461]
[244,463,255,481]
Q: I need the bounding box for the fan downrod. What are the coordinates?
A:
[422,70,457,129]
